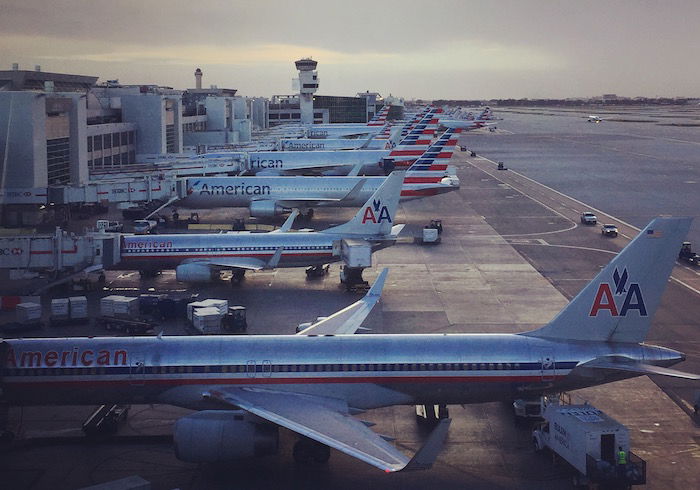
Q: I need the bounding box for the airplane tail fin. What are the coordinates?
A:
[367,105,390,127]
[525,217,691,343]
[322,172,404,236]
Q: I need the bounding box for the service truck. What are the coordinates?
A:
[532,402,645,487]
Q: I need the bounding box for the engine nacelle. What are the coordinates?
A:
[173,410,278,462]
[175,263,216,282]
[249,200,289,218]
[441,176,460,187]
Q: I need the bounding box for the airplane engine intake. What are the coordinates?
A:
[174,411,279,462]
[175,263,216,282]
[249,200,289,218]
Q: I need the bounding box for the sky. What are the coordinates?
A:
[0,0,698,100]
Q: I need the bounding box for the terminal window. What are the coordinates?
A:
[103,134,111,149]
[94,136,102,151]
[46,138,70,185]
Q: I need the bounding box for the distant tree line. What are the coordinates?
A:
[429,98,691,107]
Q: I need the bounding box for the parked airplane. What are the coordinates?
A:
[2,218,697,472]
[117,172,405,282]
[176,138,460,216]
[176,172,458,218]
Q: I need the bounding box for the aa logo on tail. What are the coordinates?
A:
[589,267,647,317]
[362,199,392,224]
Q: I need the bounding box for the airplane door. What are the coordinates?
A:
[246,360,256,378]
[539,350,556,382]
[129,359,145,386]
[262,360,272,378]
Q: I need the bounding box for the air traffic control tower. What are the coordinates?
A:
[295,58,318,124]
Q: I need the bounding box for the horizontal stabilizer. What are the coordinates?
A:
[574,355,700,380]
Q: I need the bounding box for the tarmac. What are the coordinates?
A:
[1,110,700,489]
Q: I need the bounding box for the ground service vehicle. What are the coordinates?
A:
[533,402,645,487]
[601,224,619,237]
[580,212,597,225]
[679,242,700,266]
[96,220,123,233]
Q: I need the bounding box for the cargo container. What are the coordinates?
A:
[16,302,42,323]
[187,299,228,322]
[192,307,222,334]
[340,238,372,268]
[69,296,88,319]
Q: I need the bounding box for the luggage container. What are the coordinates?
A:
[69,296,88,319]
[112,296,139,318]
[51,298,70,317]
[16,302,42,323]
[192,307,222,334]
[187,299,228,322]
[100,295,123,317]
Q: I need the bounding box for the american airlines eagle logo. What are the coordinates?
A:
[187,180,199,195]
[589,267,647,317]
[362,199,392,224]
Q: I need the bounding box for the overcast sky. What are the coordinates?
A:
[1,0,698,100]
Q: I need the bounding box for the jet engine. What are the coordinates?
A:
[175,263,216,282]
[173,410,279,462]
[249,200,289,218]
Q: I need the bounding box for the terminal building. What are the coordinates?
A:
[0,65,260,226]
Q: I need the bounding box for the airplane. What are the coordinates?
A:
[176,172,459,218]
[175,139,461,217]
[116,172,406,283]
[2,217,697,473]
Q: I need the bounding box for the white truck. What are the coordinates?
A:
[532,402,646,487]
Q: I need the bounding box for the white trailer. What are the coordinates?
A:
[532,402,646,486]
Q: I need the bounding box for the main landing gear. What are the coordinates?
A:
[293,437,331,464]
[230,269,246,285]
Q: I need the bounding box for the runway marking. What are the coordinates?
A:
[511,242,618,255]
[466,155,700,298]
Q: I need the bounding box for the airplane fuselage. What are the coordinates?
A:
[1,334,682,409]
[178,176,458,209]
[118,231,392,271]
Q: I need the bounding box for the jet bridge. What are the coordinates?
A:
[0,228,120,273]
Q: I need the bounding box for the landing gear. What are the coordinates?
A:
[293,437,331,464]
[305,264,329,278]
[300,208,314,220]
[415,404,449,426]
[230,269,246,285]
[139,269,159,278]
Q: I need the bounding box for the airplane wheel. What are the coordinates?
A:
[306,209,314,219]
[312,443,330,463]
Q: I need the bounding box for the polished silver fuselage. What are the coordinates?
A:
[1,334,682,410]
[118,232,393,271]
[179,176,457,209]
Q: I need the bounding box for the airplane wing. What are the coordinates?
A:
[276,179,366,209]
[572,355,700,380]
[185,247,285,271]
[271,210,299,233]
[211,387,450,473]
[296,268,387,335]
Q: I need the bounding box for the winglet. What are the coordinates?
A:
[347,162,364,177]
[367,267,388,298]
[341,178,367,202]
[266,246,284,268]
[400,418,451,472]
[295,268,388,335]
[274,209,299,233]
